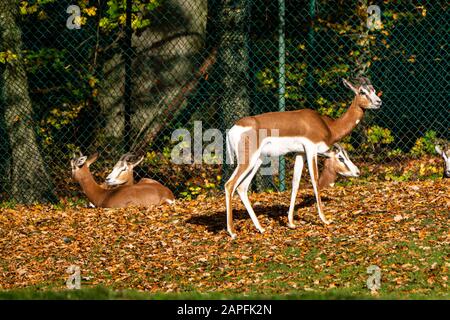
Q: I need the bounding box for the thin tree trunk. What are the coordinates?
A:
[218,0,250,128]
[217,0,251,182]
[0,0,55,203]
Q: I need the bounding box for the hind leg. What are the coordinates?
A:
[236,157,264,233]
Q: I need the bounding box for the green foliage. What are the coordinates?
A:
[14,0,162,162]
[363,125,394,151]
[99,0,162,31]
[179,175,221,200]
[0,50,19,64]
[254,2,433,157]
[386,148,403,158]
[409,131,438,157]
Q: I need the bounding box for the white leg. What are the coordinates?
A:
[225,166,241,239]
[225,150,262,239]
[236,157,264,233]
[225,190,236,239]
[287,154,305,228]
[306,150,331,224]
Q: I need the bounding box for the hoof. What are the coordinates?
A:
[228,232,237,239]
[258,228,265,234]
[287,223,296,229]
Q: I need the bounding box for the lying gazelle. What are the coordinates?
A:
[71,152,174,208]
[225,77,381,238]
[318,144,360,190]
[435,141,450,178]
[105,153,175,200]
[105,153,161,185]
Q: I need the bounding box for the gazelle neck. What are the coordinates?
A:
[328,97,364,144]
[77,168,107,206]
[318,159,338,190]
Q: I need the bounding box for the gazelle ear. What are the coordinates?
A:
[76,156,88,167]
[86,152,99,167]
[435,145,443,155]
[342,78,358,94]
[131,155,145,168]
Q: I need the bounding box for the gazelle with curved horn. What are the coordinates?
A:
[105,153,161,186]
[71,152,175,207]
[225,77,381,238]
[435,140,450,178]
[318,144,360,190]
[105,153,175,200]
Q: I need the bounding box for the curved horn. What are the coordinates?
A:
[354,76,371,86]
[131,155,145,168]
[333,143,344,152]
[119,153,135,162]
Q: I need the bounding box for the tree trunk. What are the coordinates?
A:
[216,0,251,182]
[217,0,250,128]
[98,0,208,154]
[0,0,55,203]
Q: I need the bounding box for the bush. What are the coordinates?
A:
[409,130,437,157]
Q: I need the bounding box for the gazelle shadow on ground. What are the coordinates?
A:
[185,194,332,233]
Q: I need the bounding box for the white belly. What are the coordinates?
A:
[259,137,328,157]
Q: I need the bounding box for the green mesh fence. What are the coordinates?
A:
[0,0,448,204]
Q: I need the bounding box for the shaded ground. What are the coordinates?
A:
[0,180,448,298]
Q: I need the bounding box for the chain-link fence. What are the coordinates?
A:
[0,0,448,204]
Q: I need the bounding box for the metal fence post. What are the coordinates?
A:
[123,0,133,152]
[306,0,316,105]
[278,0,286,192]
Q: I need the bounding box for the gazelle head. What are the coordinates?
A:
[435,141,450,178]
[343,77,382,110]
[326,144,360,177]
[71,151,99,180]
[105,153,145,186]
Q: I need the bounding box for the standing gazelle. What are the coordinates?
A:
[435,141,450,178]
[225,77,381,238]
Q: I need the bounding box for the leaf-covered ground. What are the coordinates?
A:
[0,180,448,298]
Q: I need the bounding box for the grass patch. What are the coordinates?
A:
[0,286,447,300]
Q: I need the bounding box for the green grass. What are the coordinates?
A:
[0,286,446,300]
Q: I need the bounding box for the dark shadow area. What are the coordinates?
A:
[185,194,333,233]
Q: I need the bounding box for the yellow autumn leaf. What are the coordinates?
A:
[83,7,97,17]
[88,77,98,88]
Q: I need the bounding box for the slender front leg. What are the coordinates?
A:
[287,154,305,228]
[306,151,331,224]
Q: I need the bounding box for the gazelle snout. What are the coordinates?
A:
[340,166,360,178]
[368,92,382,109]
[333,145,360,178]
[105,171,125,186]
[347,167,360,177]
